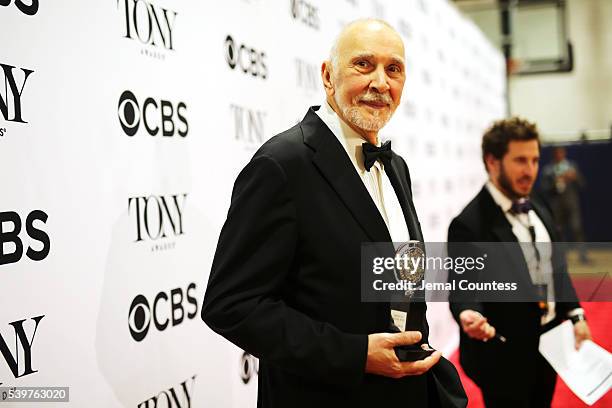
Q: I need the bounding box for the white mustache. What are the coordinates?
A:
[358,92,392,105]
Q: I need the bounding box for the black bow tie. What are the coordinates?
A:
[511,198,533,214]
[362,140,392,171]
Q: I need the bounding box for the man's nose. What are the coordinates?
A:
[369,65,390,94]
[525,161,538,177]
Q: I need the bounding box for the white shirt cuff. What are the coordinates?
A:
[567,308,584,318]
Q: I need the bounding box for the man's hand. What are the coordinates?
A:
[574,320,592,350]
[459,310,496,341]
[365,331,442,378]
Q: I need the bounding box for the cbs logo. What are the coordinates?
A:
[0,0,39,16]
[128,283,198,342]
[224,35,268,79]
[239,351,259,384]
[118,90,188,137]
[0,210,50,266]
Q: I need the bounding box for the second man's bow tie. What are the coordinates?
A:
[511,198,533,214]
[362,140,392,171]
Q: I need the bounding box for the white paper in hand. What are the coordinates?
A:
[539,320,612,406]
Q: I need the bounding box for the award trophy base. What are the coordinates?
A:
[394,345,435,362]
[389,308,435,362]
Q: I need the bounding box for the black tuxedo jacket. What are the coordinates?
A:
[202,107,465,407]
[448,186,580,391]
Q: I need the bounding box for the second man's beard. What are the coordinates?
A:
[498,163,531,199]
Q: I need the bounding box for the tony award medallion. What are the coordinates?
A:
[393,240,426,299]
[390,240,435,361]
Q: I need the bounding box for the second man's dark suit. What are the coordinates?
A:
[202,107,466,408]
[448,186,580,406]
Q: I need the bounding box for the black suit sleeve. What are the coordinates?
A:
[552,248,581,315]
[447,217,485,322]
[201,155,367,388]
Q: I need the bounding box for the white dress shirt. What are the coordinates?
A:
[315,102,410,243]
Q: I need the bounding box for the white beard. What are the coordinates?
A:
[341,104,390,131]
[335,91,392,132]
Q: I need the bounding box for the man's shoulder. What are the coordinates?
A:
[252,122,309,164]
[451,188,490,228]
[448,190,493,242]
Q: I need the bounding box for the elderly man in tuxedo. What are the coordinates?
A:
[448,118,592,408]
[202,18,466,408]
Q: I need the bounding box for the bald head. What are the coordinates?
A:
[321,19,406,144]
[330,19,405,73]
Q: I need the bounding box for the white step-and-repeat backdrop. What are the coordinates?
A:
[1,0,505,406]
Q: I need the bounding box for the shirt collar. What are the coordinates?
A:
[315,100,382,173]
[486,180,513,213]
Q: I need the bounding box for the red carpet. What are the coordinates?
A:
[448,302,612,407]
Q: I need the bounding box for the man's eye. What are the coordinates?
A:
[388,65,401,73]
[356,60,369,68]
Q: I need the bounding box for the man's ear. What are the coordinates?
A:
[484,154,499,175]
[321,61,334,97]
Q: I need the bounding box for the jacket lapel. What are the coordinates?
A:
[479,187,534,283]
[389,154,424,242]
[301,107,391,242]
[480,186,518,243]
[531,200,558,241]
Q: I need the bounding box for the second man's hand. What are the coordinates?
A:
[365,331,442,378]
[459,310,497,341]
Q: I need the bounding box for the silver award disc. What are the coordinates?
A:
[393,240,426,298]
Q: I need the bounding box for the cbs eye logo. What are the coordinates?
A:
[0,0,39,16]
[117,90,188,137]
[128,283,198,342]
[224,35,268,79]
[239,352,259,384]
[290,0,319,30]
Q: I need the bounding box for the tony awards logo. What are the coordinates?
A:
[127,193,187,251]
[117,0,178,59]
[0,63,34,126]
[0,315,45,386]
